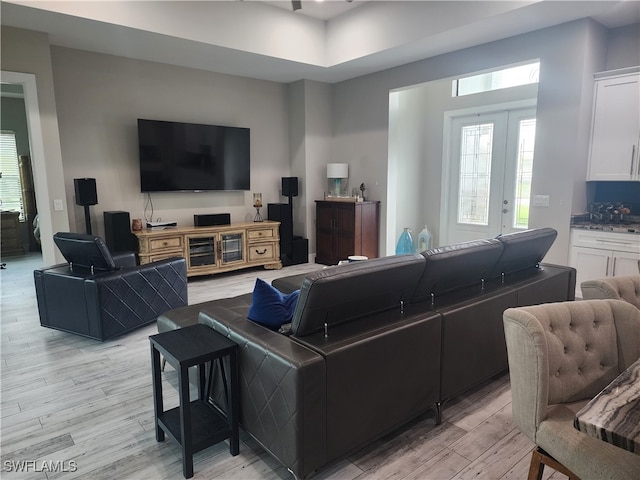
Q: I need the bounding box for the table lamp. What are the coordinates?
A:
[327,163,348,197]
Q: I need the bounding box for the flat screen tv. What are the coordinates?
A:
[137,118,250,192]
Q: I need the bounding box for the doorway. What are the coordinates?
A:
[1,71,62,266]
[441,102,536,245]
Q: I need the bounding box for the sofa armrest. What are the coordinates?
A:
[112,251,137,268]
[503,307,550,442]
[198,306,327,480]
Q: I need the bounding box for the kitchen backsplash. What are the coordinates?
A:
[587,181,640,213]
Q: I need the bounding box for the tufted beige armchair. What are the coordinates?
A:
[503,299,640,480]
[580,275,640,309]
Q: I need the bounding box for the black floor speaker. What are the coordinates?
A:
[291,236,308,265]
[267,203,293,256]
[104,211,138,253]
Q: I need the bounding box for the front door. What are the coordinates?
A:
[442,106,536,245]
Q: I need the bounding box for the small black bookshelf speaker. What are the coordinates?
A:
[282,177,298,197]
[74,178,98,206]
[193,213,231,227]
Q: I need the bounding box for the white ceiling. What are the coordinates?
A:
[1,1,639,84]
[264,0,365,20]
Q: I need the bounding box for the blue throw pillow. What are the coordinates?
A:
[248,278,300,331]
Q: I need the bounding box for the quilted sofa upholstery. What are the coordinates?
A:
[158,227,576,479]
[35,232,188,341]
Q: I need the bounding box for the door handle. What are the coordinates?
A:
[630,145,636,177]
[612,256,617,276]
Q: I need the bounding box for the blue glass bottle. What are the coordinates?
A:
[395,228,414,255]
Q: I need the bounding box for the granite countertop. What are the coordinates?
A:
[570,223,640,234]
[570,213,640,234]
[574,358,640,454]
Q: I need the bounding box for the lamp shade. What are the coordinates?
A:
[327,163,348,178]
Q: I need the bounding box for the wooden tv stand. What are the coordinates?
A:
[133,221,282,277]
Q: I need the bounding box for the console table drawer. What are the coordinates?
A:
[149,236,183,252]
[248,243,275,262]
[148,252,185,263]
[248,228,275,241]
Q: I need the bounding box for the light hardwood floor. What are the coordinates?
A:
[0,253,565,480]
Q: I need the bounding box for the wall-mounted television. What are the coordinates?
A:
[137,118,250,192]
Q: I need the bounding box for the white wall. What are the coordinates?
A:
[49,47,291,238]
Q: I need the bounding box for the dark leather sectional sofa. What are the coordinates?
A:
[157,227,575,479]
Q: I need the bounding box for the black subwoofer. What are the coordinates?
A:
[104,211,138,253]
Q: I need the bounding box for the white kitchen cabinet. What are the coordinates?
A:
[587,69,640,181]
[569,229,640,298]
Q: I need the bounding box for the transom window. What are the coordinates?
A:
[453,62,540,97]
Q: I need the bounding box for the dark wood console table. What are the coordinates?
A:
[150,324,239,478]
[315,200,380,265]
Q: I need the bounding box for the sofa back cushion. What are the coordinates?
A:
[291,254,426,337]
[490,227,557,279]
[53,232,116,272]
[411,239,504,302]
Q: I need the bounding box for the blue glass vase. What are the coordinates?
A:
[395,228,414,254]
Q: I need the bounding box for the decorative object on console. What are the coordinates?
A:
[247,278,300,331]
[360,183,367,201]
[326,163,349,197]
[131,219,143,231]
[253,193,263,222]
[418,225,432,252]
[396,227,414,254]
[74,178,97,234]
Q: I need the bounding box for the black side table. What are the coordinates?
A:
[150,324,239,478]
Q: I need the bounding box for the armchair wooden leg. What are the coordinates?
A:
[528,447,580,480]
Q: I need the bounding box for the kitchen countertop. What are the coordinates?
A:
[570,222,640,234]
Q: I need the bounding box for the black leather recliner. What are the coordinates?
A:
[34,232,188,341]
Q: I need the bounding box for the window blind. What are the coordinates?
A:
[0,131,24,220]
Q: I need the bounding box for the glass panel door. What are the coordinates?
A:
[220,232,245,265]
[187,236,216,268]
[444,107,536,245]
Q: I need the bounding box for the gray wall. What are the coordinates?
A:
[1,26,69,265]
[2,20,638,266]
[332,19,611,264]
[49,47,291,238]
[0,96,30,156]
